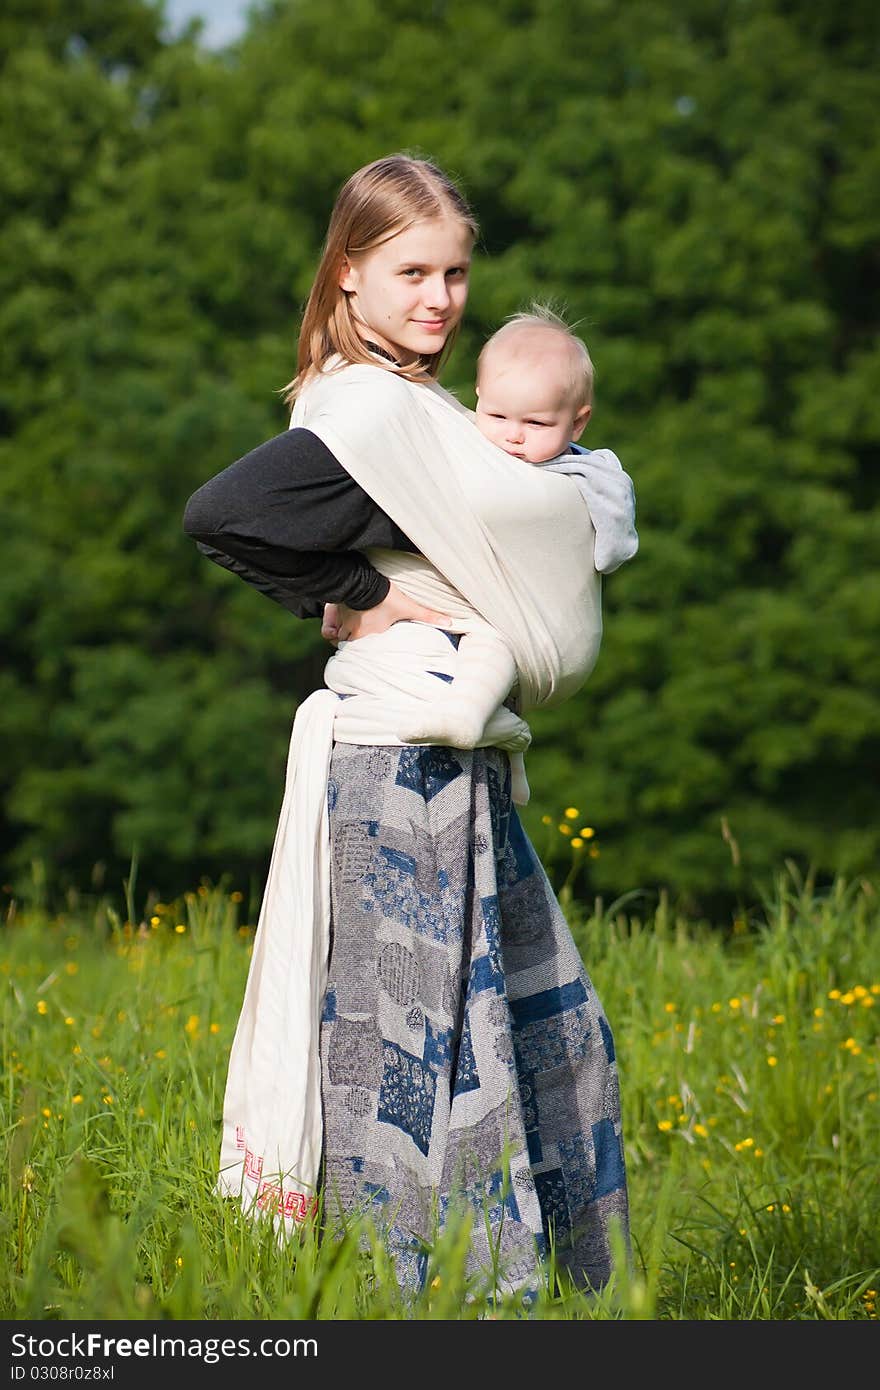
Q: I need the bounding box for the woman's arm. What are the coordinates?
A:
[193,542,343,620]
[183,427,412,613]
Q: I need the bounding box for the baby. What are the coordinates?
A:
[394,305,639,803]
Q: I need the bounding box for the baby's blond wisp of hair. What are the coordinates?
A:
[476,302,594,409]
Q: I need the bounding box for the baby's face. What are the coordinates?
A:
[475,354,589,464]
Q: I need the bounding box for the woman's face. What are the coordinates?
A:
[339,216,473,359]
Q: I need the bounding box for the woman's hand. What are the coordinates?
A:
[321,583,451,644]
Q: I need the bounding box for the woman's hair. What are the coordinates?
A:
[477,301,596,408]
[283,153,479,405]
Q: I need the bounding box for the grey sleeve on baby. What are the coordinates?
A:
[542,448,639,575]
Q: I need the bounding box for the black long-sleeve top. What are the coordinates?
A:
[182,427,419,620]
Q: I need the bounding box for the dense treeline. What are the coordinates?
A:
[2,0,878,915]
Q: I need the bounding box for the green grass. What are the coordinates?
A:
[2,864,878,1319]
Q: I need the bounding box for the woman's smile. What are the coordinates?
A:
[338,215,473,359]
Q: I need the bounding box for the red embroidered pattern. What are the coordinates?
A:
[256,1181,319,1223]
[236,1128,318,1223]
[243,1147,263,1181]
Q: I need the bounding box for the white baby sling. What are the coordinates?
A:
[216,363,604,1231]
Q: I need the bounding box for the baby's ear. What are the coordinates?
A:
[571,403,592,439]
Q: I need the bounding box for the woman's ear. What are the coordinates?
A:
[338,256,357,292]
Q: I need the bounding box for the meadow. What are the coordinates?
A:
[2,854,878,1321]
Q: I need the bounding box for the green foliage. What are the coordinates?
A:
[2,868,878,1318]
[1,0,878,906]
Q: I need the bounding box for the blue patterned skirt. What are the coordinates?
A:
[319,742,629,1297]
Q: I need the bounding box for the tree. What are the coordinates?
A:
[2,0,878,914]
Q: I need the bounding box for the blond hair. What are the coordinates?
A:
[477,302,595,409]
[282,154,479,405]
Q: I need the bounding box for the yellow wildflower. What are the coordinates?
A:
[571,837,583,849]
[64,1017,75,1026]
[729,998,741,1010]
[210,1022,220,1034]
[558,823,572,836]
[767,1056,778,1067]
[72,1095,83,1104]
[36,1000,48,1015]
[65,962,78,975]
[580,826,595,838]
[184,1015,200,1036]
[694,1123,708,1138]
[42,1107,51,1118]
[564,807,579,819]
[657,1120,673,1132]
[175,924,186,934]
[541,815,552,825]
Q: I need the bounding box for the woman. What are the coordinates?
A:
[183,154,630,1300]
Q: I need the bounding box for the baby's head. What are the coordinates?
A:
[474,305,594,464]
